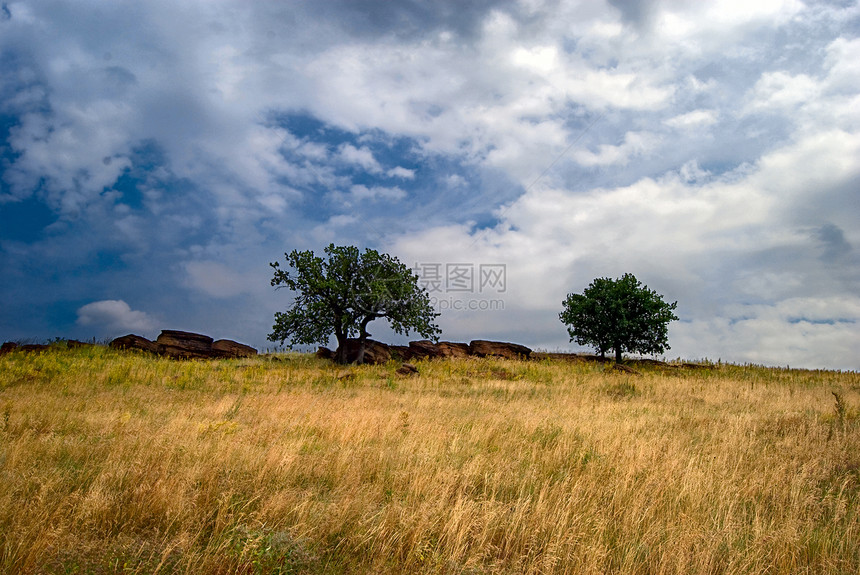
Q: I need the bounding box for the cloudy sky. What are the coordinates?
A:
[1,0,859,369]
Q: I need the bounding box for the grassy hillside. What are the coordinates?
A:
[1,345,858,574]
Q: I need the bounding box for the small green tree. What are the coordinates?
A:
[559,273,678,363]
[268,244,440,364]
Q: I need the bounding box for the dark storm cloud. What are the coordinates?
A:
[815,223,852,262]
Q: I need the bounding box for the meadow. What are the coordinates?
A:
[0,345,858,574]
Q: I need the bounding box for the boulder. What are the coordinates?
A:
[316,341,391,364]
[407,340,443,360]
[316,347,335,360]
[342,339,391,365]
[212,339,257,358]
[19,344,50,353]
[468,340,532,359]
[611,363,640,375]
[1,342,18,355]
[66,340,93,349]
[388,345,413,361]
[110,334,159,354]
[360,340,391,365]
[436,341,471,358]
[156,330,214,359]
[396,363,419,376]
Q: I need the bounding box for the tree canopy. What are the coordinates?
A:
[268,244,440,364]
[559,273,678,363]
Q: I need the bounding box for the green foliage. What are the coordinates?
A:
[560,273,678,362]
[268,244,440,363]
[228,526,318,574]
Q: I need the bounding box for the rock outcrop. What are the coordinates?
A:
[212,339,257,359]
[436,341,471,358]
[2,340,94,354]
[109,330,257,359]
[316,347,335,360]
[156,330,214,359]
[19,344,50,353]
[344,339,391,365]
[468,340,532,359]
[388,345,413,360]
[110,334,159,354]
[316,339,392,365]
[408,340,443,360]
[314,339,533,365]
[0,342,19,355]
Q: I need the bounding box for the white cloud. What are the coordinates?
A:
[349,185,407,201]
[750,129,860,200]
[76,300,157,334]
[745,72,821,112]
[562,68,675,111]
[298,5,675,186]
[511,45,559,73]
[654,0,804,46]
[675,297,860,369]
[445,174,467,189]
[571,131,656,167]
[741,37,860,134]
[664,109,718,129]
[338,143,383,174]
[387,166,416,179]
[824,37,860,93]
[678,161,711,184]
[5,103,134,210]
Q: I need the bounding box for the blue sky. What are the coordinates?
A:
[1,0,859,369]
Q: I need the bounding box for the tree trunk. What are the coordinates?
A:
[334,332,348,364]
[355,337,366,365]
[615,347,623,363]
[354,318,372,365]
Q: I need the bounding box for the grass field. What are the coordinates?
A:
[1,345,858,574]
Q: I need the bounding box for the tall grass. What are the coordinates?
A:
[1,346,858,574]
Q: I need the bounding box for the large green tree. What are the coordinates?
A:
[559,273,679,363]
[268,244,440,364]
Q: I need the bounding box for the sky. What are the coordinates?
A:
[1,0,859,369]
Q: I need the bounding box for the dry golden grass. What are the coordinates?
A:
[1,345,858,574]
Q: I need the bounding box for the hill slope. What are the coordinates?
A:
[1,346,858,574]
